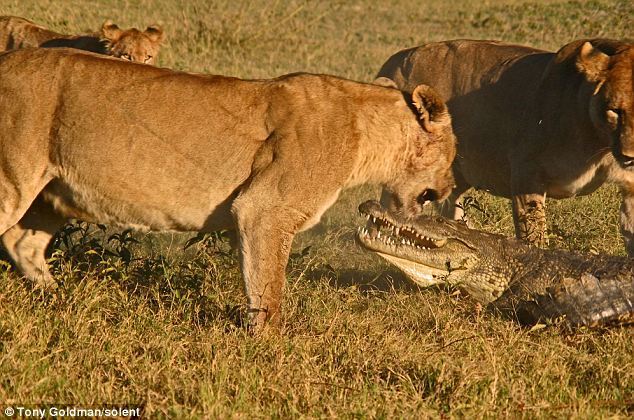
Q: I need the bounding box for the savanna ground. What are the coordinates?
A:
[0,0,632,417]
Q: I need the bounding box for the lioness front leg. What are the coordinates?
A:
[438,176,472,224]
[512,193,547,246]
[231,199,308,333]
[1,196,66,288]
[619,186,634,256]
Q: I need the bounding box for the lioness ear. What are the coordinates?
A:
[144,25,164,43]
[373,77,398,89]
[411,84,450,132]
[101,20,122,41]
[576,41,610,83]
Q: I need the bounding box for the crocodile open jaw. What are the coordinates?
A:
[356,200,451,286]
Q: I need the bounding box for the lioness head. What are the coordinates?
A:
[376,77,457,218]
[101,20,164,65]
[575,40,634,167]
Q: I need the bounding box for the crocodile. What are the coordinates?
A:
[356,200,634,328]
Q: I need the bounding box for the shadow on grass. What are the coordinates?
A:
[305,265,434,294]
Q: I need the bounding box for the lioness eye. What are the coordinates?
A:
[606,109,621,125]
[121,53,131,60]
[145,55,153,62]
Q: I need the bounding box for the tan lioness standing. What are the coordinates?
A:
[0,48,456,331]
[0,16,164,64]
[378,39,634,255]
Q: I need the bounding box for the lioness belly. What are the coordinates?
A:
[41,176,235,232]
[541,154,614,199]
[458,154,611,199]
[44,129,257,232]
[545,173,608,198]
[39,69,266,233]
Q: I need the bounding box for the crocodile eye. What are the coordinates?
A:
[606,108,621,126]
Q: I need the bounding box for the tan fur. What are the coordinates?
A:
[378,39,634,254]
[0,48,456,332]
[0,16,164,64]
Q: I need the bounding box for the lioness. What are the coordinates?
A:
[0,48,456,331]
[0,16,164,64]
[377,39,634,255]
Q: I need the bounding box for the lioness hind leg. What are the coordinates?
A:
[1,196,65,288]
[0,170,55,280]
[0,181,49,236]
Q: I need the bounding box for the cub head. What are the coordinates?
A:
[575,40,634,168]
[375,77,457,219]
[101,20,165,65]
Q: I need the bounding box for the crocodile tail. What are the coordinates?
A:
[513,273,634,328]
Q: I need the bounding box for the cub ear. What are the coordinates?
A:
[373,77,398,89]
[576,41,610,82]
[101,20,122,41]
[411,84,450,132]
[144,25,164,43]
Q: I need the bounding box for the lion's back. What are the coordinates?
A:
[377,39,546,100]
[0,16,60,52]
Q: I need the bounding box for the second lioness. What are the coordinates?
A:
[0,48,456,332]
[0,15,164,64]
[378,39,634,254]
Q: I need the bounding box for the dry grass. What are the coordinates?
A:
[0,0,632,417]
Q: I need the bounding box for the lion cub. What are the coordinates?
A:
[0,15,164,64]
